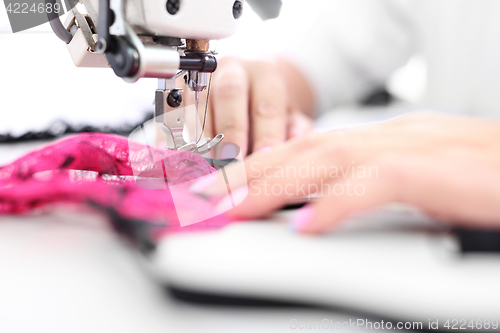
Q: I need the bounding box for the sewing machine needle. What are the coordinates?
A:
[194,91,199,143]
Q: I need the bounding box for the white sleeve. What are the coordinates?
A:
[279,0,416,114]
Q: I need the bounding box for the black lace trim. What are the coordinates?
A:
[0,112,154,143]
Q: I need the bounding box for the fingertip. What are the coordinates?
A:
[190,172,219,193]
[221,135,248,158]
[288,111,314,139]
[252,144,275,155]
[215,186,249,214]
[303,206,354,234]
[289,204,315,233]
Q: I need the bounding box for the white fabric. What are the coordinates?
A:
[280,0,500,116]
[155,208,500,321]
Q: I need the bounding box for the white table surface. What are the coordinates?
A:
[0,212,376,333]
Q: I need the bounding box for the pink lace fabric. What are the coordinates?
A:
[0,133,231,238]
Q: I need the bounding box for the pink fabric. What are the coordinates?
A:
[0,133,231,236]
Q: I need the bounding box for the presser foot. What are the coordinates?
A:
[156,80,224,155]
[157,120,225,155]
[174,134,225,155]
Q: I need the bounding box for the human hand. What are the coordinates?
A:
[196,112,500,233]
[202,56,315,157]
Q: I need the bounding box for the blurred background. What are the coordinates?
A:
[0,0,425,139]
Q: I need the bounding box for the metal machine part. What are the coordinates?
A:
[63,4,109,67]
[155,83,187,151]
[48,0,244,154]
[155,77,224,153]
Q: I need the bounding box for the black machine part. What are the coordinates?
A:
[456,228,500,253]
[95,0,218,79]
[45,0,282,79]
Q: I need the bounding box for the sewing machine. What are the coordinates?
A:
[47,0,243,154]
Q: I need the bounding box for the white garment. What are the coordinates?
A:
[282,0,500,116]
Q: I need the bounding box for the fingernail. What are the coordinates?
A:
[259,146,272,153]
[190,172,218,193]
[216,186,248,214]
[290,205,314,233]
